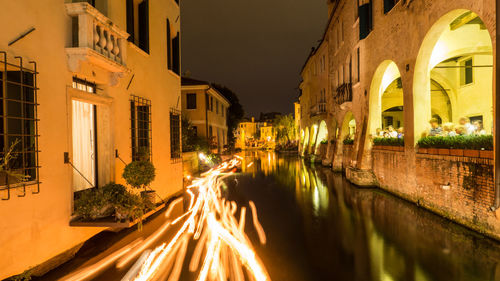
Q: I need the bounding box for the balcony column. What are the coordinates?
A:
[78,13,94,49]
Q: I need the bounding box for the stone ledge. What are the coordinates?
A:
[345,167,378,187]
[416,153,493,165]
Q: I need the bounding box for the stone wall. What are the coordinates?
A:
[342,145,354,170]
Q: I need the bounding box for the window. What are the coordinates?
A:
[167,19,172,70]
[460,58,473,86]
[130,96,152,161]
[384,0,400,14]
[172,32,180,75]
[186,93,196,109]
[359,0,372,40]
[72,77,96,93]
[356,48,360,83]
[126,0,150,53]
[0,60,39,190]
[210,96,214,111]
[170,109,181,160]
[221,105,224,117]
[216,100,219,114]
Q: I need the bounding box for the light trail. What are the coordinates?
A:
[60,158,270,281]
[131,158,270,281]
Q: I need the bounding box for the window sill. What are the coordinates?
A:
[0,180,39,191]
[70,201,167,229]
[167,69,181,79]
[128,42,150,58]
[353,18,359,28]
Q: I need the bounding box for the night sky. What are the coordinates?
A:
[180,0,328,117]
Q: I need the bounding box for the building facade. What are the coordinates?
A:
[0,0,183,278]
[299,0,500,239]
[181,77,230,153]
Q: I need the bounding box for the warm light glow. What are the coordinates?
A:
[60,158,270,281]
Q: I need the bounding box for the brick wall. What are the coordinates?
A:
[343,145,354,170]
[372,149,500,239]
[415,154,496,233]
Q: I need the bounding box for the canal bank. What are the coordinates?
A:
[298,0,500,243]
[234,151,500,281]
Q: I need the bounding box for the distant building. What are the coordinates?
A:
[294,102,301,141]
[181,77,230,153]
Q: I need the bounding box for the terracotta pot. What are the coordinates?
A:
[449,149,464,157]
[428,148,438,155]
[480,150,493,159]
[463,149,480,158]
[438,148,450,155]
[418,148,428,154]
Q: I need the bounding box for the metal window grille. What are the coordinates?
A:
[0,52,40,200]
[130,95,152,161]
[72,76,97,93]
[170,108,181,162]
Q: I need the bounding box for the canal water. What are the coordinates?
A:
[225,151,500,281]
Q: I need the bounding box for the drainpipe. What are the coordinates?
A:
[493,0,500,211]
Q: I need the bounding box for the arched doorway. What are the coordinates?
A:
[308,124,318,154]
[315,120,328,154]
[414,10,493,142]
[368,61,404,138]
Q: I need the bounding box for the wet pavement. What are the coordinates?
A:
[38,151,500,281]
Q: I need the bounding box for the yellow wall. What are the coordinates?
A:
[0,0,182,278]
[181,86,229,151]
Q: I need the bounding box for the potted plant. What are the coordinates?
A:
[122,160,157,205]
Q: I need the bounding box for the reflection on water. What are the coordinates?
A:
[229,150,500,281]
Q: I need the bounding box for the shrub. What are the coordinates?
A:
[343,138,354,145]
[320,139,328,144]
[122,161,156,191]
[74,187,113,220]
[373,137,404,146]
[417,135,493,150]
[74,183,150,222]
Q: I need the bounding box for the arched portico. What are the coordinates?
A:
[368,61,404,138]
[315,120,328,154]
[302,127,310,156]
[414,9,493,142]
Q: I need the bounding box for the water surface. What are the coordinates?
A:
[225,151,500,281]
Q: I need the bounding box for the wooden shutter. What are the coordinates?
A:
[126,0,134,42]
[138,0,150,53]
[172,32,180,74]
[167,19,172,70]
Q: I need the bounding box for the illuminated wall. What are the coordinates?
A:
[413,10,493,141]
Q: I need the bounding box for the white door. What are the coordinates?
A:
[72,100,96,191]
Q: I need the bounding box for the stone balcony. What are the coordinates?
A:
[65,2,130,76]
[310,103,327,117]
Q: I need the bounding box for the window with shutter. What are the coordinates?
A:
[167,19,172,70]
[126,0,134,42]
[172,32,180,75]
[138,0,149,53]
